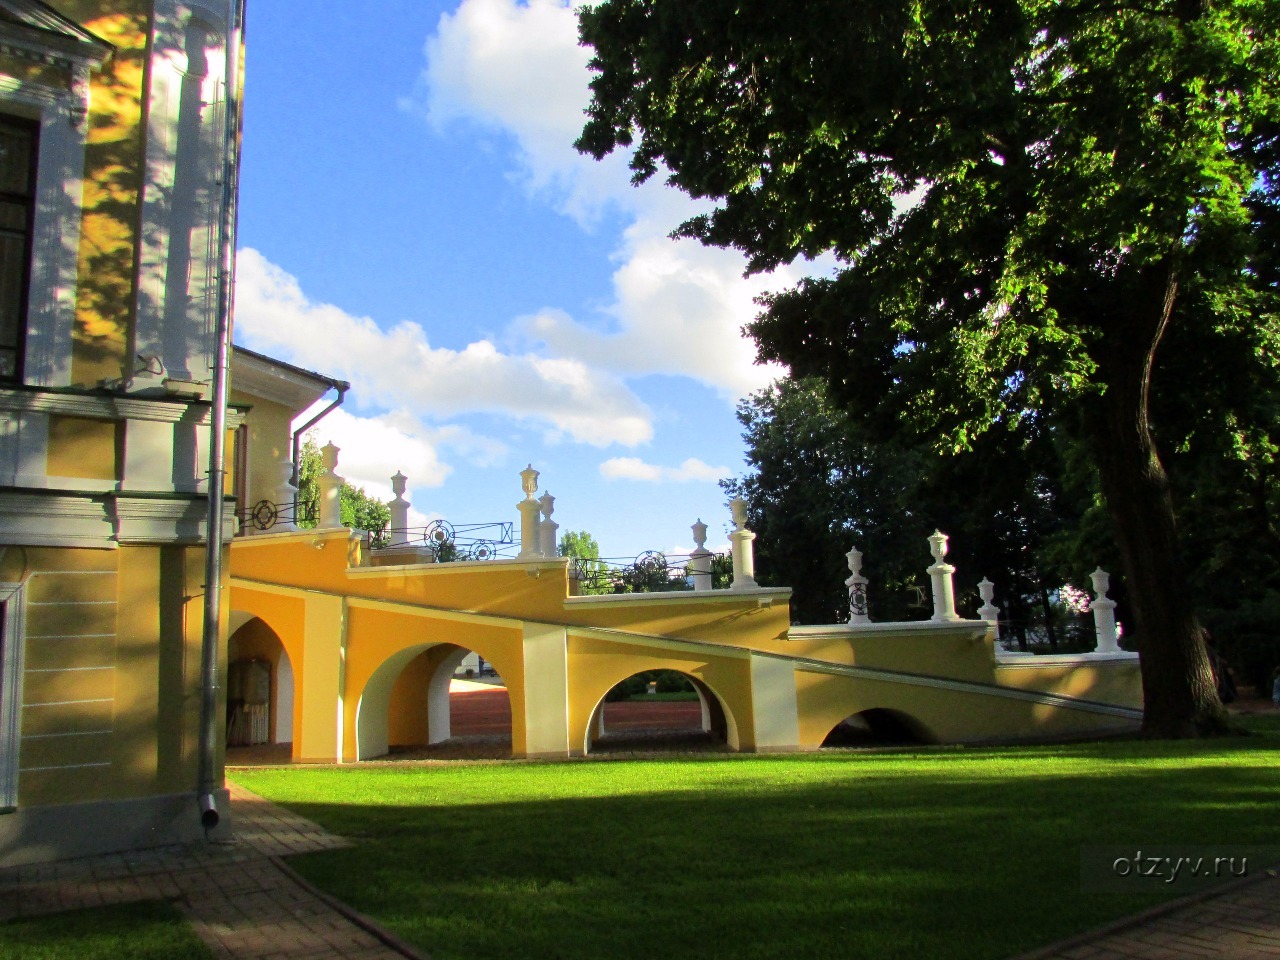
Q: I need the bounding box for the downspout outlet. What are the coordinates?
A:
[199,793,220,830]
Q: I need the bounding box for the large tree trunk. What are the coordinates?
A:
[1086,265,1227,737]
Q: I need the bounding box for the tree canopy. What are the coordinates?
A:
[578,0,1280,735]
[296,435,392,544]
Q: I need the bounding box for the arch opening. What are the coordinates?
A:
[821,708,934,749]
[365,642,513,761]
[226,616,295,763]
[586,670,730,755]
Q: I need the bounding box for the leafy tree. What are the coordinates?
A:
[578,0,1280,735]
[295,435,392,546]
[723,377,1096,635]
[559,529,614,595]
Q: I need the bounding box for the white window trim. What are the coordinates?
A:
[0,580,26,809]
[0,70,92,389]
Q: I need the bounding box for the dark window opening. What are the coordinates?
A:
[0,115,37,382]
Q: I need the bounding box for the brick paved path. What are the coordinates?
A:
[0,782,427,959]
[1012,867,1280,959]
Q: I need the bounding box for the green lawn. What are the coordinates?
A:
[0,901,211,960]
[232,723,1280,960]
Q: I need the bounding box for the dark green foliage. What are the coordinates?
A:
[604,669,695,701]
[578,0,1280,734]
[723,377,1101,637]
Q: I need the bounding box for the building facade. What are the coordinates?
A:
[0,0,244,867]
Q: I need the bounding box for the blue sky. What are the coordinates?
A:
[233,0,815,560]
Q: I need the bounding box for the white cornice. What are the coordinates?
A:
[787,620,988,639]
[0,491,236,547]
[0,2,112,71]
[230,352,333,413]
[0,491,113,548]
[0,388,246,428]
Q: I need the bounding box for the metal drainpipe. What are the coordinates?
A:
[197,0,247,832]
[290,381,349,494]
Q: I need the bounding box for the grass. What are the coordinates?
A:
[0,901,211,960]
[231,718,1280,960]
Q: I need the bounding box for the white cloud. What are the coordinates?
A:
[411,0,805,403]
[600,457,729,483]
[235,248,653,447]
[295,408,452,529]
[415,0,630,224]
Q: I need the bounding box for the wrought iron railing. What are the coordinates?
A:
[571,550,730,594]
[373,519,515,562]
[236,498,316,533]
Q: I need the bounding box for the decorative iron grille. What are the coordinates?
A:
[373,519,515,562]
[237,498,316,533]
[571,550,730,594]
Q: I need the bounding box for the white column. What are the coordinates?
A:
[927,530,960,622]
[689,519,713,591]
[749,654,799,751]
[538,492,559,558]
[317,442,344,529]
[521,623,570,759]
[1090,567,1120,655]
[845,545,870,623]
[517,464,542,559]
[388,471,409,546]
[729,498,758,590]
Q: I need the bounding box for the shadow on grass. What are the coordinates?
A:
[0,901,212,960]
[234,734,1280,960]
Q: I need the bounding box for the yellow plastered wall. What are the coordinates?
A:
[386,645,458,747]
[45,416,120,481]
[995,660,1144,706]
[227,586,308,760]
[7,544,221,808]
[226,391,296,508]
[794,668,1139,749]
[231,531,573,622]
[342,604,525,761]
[564,634,754,755]
[560,596,793,652]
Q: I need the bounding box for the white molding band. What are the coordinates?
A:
[0,388,247,427]
[0,491,237,547]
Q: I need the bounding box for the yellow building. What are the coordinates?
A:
[0,0,245,867]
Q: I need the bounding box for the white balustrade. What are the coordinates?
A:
[977,577,1001,641]
[516,464,542,559]
[689,519,713,591]
[846,546,870,624]
[388,471,410,546]
[1090,567,1120,655]
[729,498,758,590]
[539,492,558,558]
[927,530,960,622]
[317,442,344,529]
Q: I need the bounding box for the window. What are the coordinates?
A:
[0,115,34,382]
